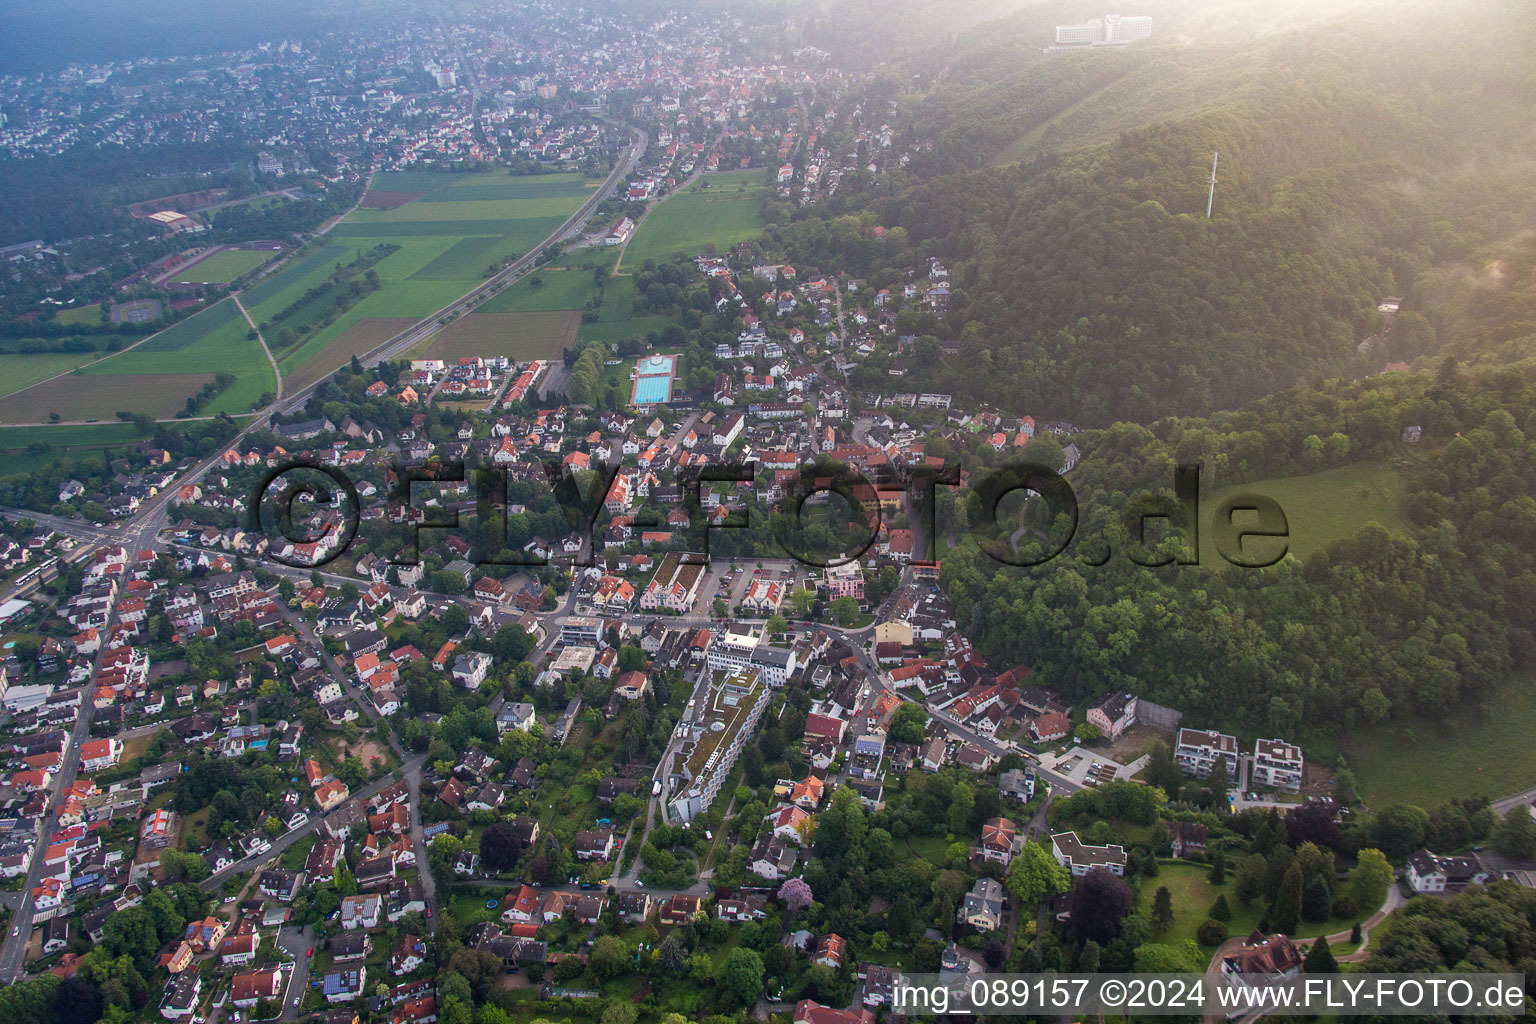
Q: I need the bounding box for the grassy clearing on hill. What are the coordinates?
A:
[1311,670,1536,809]
[1201,463,1412,564]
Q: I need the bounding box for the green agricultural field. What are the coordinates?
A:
[240,244,355,310]
[0,422,156,450]
[0,350,111,399]
[415,179,590,202]
[71,299,276,416]
[1201,463,1411,564]
[1314,671,1536,809]
[0,299,269,421]
[481,267,600,313]
[371,170,589,199]
[135,299,244,353]
[349,196,585,223]
[409,236,512,281]
[578,314,678,346]
[236,170,597,394]
[171,247,275,284]
[622,169,768,266]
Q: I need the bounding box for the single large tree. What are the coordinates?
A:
[1007,841,1071,908]
[1349,848,1393,914]
[1271,863,1304,934]
[479,821,526,873]
[1234,853,1268,905]
[1303,935,1338,973]
[657,934,687,973]
[1301,875,1333,923]
[721,947,765,1004]
[1151,886,1175,933]
[1070,868,1134,946]
[1494,806,1536,859]
[779,877,813,918]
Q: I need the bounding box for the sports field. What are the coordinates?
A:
[622,170,768,266]
[51,304,104,326]
[168,247,275,284]
[417,311,580,363]
[1201,463,1411,564]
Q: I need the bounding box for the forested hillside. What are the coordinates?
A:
[938,358,1536,737]
[776,0,1536,424]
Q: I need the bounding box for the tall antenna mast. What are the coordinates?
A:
[1206,151,1219,218]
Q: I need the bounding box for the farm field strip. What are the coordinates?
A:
[415,311,580,364]
[281,317,417,392]
[134,299,243,353]
[0,372,220,422]
[241,244,355,309]
[0,350,116,399]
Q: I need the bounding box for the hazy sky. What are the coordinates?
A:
[1,0,329,73]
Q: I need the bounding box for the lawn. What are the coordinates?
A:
[1201,462,1412,565]
[622,170,768,267]
[1313,669,1536,809]
[170,247,275,284]
[1136,860,1354,949]
[905,834,960,867]
[578,314,677,346]
[51,304,105,326]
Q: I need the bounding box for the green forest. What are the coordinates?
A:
[773,0,1536,424]
[937,357,1536,737]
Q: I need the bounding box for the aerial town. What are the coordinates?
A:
[3,2,1536,1024]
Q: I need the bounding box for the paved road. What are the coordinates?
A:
[276,923,314,1021]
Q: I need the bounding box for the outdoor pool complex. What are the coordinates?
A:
[630,353,677,406]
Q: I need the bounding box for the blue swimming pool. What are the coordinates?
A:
[632,374,672,404]
[630,353,676,405]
